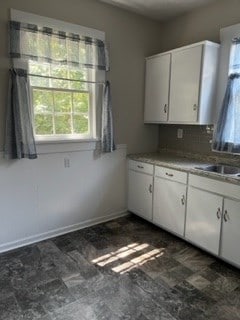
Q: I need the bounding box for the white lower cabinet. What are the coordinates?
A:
[221,198,240,266]
[128,169,153,221]
[128,162,240,268]
[186,187,222,255]
[153,177,186,236]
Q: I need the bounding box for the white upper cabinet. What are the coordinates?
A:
[144,53,170,123]
[144,41,219,125]
[169,45,202,123]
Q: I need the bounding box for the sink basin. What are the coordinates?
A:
[195,164,240,176]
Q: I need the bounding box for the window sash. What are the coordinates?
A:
[31,85,93,139]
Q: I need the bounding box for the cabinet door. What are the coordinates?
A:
[221,199,240,267]
[128,170,153,221]
[186,187,222,255]
[153,177,186,236]
[169,45,202,123]
[144,54,170,123]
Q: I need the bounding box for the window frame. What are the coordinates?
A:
[10,9,105,144]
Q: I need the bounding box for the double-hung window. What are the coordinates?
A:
[30,62,93,140]
[9,9,108,143]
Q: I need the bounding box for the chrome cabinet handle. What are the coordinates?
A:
[149,184,153,194]
[193,104,198,111]
[137,165,144,169]
[165,173,174,177]
[216,207,221,220]
[164,104,168,113]
[224,210,229,222]
[181,195,185,205]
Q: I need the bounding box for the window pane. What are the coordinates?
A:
[33,89,53,113]
[54,92,72,112]
[51,65,68,88]
[73,92,89,113]
[69,69,87,90]
[22,31,38,58]
[51,37,67,62]
[79,44,87,63]
[68,40,79,65]
[29,62,50,87]
[35,114,53,135]
[73,114,89,134]
[55,114,71,134]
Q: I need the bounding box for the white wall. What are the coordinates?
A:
[0,0,164,252]
[160,0,240,52]
[0,144,127,253]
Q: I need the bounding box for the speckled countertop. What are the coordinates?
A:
[128,150,240,185]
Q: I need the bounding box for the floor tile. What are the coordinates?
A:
[67,250,101,280]
[186,274,211,290]
[202,275,240,301]
[174,280,215,312]
[174,247,215,272]
[39,278,75,312]
[0,294,23,320]
[158,264,194,287]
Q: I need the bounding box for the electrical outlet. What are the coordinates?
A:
[177,128,183,139]
[64,157,70,168]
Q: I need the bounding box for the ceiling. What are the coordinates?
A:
[99,0,217,21]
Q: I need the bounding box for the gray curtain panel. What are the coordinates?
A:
[213,38,240,153]
[213,74,240,153]
[4,69,37,159]
[101,81,116,153]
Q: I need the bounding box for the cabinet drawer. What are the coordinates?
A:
[189,174,240,200]
[155,166,187,184]
[128,160,154,175]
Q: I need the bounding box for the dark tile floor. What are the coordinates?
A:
[1,214,240,320]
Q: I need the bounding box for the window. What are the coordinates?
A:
[10,9,108,143]
[5,10,114,160]
[29,62,93,140]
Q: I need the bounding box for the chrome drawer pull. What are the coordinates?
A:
[216,208,221,220]
[137,165,144,169]
[181,195,185,205]
[165,173,174,177]
[149,184,153,194]
[164,104,168,113]
[224,210,229,222]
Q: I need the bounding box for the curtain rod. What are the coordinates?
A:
[28,73,105,85]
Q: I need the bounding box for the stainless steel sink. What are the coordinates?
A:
[195,164,240,176]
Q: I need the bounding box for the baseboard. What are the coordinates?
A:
[0,209,129,254]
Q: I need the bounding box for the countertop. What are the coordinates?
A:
[128,150,240,185]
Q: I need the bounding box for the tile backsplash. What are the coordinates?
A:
[159,124,213,154]
[158,124,240,164]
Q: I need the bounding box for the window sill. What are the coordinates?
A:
[36,138,99,145]
[36,138,100,154]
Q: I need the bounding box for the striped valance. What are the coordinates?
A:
[9,20,109,71]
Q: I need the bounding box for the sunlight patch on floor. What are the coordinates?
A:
[91,242,166,274]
